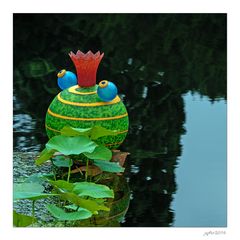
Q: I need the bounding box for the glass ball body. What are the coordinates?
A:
[45,85,128,149]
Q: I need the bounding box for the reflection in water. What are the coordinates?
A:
[72,175,131,227]
[13,14,226,227]
[13,91,42,152]
[121,84,185,226]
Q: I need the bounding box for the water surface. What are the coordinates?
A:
[172,93,227,227]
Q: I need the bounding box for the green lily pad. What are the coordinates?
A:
[49,180,74,192]
[13,210,37,227]
[60,126,117,140]
[13,182,58,200]
[60,126,91,137]
[46,204,92,221]
[88,126,118,140]
[83,145,112,161]
[60,192,110,214]
[35,148,55,165]
[93,160,125,173]
[46,135,97,155]
[73,182,114,199]
[52,155,73,168]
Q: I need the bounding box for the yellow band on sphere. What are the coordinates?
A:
[57,92,121,107]
[45,84,129,149]
[47,108,128,121]
[68,85,97,95]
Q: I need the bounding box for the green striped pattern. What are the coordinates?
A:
[45,85,129,149]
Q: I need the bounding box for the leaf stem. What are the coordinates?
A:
[85,159,89,181]
[67,165,71,183]
[50,158,57,181]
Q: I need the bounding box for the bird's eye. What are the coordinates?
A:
[97,80,118,102]
[99,80,109,88]
[57,70,77,90]
[57,69,66,78]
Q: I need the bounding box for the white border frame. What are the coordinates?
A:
[1,0,239,239]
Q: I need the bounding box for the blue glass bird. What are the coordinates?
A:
[97,80,118,102]
[57,69,77,90]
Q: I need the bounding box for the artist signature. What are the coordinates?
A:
[203,230,226,237]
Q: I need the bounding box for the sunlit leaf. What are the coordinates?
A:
[60,126,91,137]
[46,135,97,155]
[88,126,118,140]
[64,204,79,211]
[93,160,125,173]
[83,145,112,161]
[60,192,110,214]
[46,204,92,221]
[49,180,74,192]
[24,173,49,184]
[13,182,58,200]
[35,148,56,165]
[52,155,73,168]
[64,201,106,210]
[13,210,37,227]
[73,182,114,199]
[60,125,117,140]
[14,182,43,196]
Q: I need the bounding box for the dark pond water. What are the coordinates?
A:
[13,13,227,227]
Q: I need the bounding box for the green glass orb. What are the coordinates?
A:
[45,85,129,149]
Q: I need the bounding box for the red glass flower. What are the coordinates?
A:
[69,50,104,87]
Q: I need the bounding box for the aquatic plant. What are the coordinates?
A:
[13,126,128,227]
